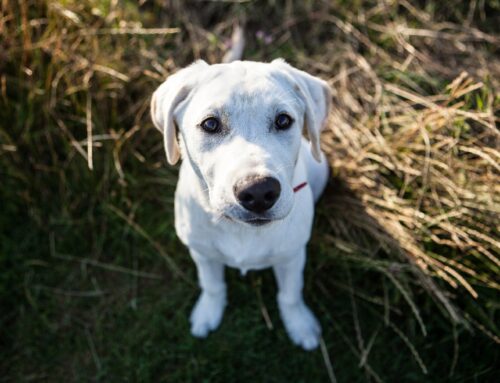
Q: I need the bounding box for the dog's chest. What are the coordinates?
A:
[175,198,311,272]
[211,226,291,272]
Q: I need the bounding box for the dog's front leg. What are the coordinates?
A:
[273,248,321,350]
[189,250,227,338]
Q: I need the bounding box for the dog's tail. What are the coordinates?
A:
[222,23,245,63]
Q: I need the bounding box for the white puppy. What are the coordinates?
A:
[151,59,331,350]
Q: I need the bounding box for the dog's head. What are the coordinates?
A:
[151,59,330,226]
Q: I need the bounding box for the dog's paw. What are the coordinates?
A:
[278,299,321,350]
[189,291,226,338]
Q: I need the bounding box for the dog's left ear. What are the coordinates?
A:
[271,59,331,162]
[151,60,209,165]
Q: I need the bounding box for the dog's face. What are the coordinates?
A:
[151,60,330,226]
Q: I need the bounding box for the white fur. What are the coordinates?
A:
[151,60,331,350]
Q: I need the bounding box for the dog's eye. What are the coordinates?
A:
[275,113,293,130]
[200,117,221,133]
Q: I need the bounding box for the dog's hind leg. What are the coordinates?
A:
[189,251,227,338]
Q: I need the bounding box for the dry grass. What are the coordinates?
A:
[316,7,499,325]
[323,7,498,328]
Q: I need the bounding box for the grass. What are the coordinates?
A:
[1,0,499,381]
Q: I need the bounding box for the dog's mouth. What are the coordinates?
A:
[222,214,274,226]
[245,218,272,226]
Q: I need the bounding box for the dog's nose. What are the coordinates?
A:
[234,176,281,214]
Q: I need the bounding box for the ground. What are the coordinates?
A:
[1,1,499,382]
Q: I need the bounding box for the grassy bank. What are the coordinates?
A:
[1,1,499,381]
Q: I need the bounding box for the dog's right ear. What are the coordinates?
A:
[150,60,209,165]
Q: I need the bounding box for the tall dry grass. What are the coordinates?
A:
[313,5,499,333]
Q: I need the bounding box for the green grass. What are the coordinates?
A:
[1,1,499,382]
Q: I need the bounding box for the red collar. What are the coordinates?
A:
[293,182,307,193]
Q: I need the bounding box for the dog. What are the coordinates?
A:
[150,59,331,350]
